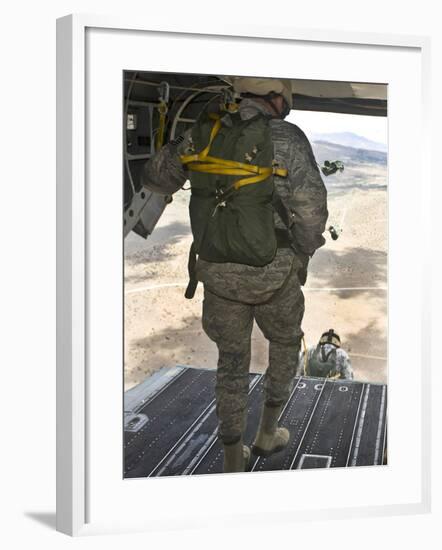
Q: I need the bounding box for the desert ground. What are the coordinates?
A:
[124,140,387,391]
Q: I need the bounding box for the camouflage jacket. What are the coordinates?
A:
[141,99,328,303]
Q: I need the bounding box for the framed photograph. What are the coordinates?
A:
[56,14,431,536]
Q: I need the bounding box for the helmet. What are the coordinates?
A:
[230,77,293,109]
[319,329,341,348]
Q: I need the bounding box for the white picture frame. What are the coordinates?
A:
[56,14,432,536]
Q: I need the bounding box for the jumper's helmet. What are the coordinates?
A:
[319,329,341,348]
[230,77,293,110]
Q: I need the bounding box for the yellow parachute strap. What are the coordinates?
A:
[155,100,168,151]
[185,166,272,190]
[180,114,222,164]
[180,113,288,190]
[302,336,309,376]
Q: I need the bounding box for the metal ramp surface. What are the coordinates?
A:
[124,366,387,478]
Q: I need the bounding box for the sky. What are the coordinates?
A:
[286,110,388,146]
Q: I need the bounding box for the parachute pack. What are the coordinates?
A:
[180,111,288,298]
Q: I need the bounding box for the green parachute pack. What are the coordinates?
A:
[180,111,288,298]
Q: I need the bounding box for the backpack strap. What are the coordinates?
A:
[320,345,337,363]
[272,192,293,230]
[319,345,340,379]
[182,113,289,298]
[272,192,303,254]
[184,242,198,299]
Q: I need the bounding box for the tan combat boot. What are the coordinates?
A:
[223,438,251,473]
[251,403,289,457]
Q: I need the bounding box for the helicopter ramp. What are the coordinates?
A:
[124,365,387,478]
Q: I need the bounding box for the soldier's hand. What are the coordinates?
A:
[141,142,187,196]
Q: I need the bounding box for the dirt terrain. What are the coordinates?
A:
[124,141,388,390]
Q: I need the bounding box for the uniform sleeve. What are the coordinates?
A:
[140,129,192,196]
[288,127,328,256]
[336,351,354,380]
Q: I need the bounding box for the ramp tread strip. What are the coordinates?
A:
[373,385,387,465]
[350,384,387,466]
[381,420,388,465]
[345,383,366,466]
[349,384,371,466]
[295,382,363,468]
[289,380,329,469]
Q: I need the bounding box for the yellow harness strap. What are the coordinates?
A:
[180,114,288,190]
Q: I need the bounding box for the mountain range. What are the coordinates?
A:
[312,139,387,167]
[311,131,387,153]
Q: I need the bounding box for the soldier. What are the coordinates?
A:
[141,77,328,473]
[297,329,354,380]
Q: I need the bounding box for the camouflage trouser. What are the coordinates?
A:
[201,256,305,444]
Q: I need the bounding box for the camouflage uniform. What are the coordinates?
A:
[194,100,327,443]
[141,98,328,445]
[200,249,306,442]
[297,344,354,380]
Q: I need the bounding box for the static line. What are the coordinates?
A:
[125,283,387,295]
